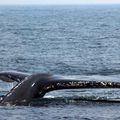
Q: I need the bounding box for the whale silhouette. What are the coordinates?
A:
[0,71,120,105]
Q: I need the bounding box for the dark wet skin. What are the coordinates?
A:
[0,71,29,82]
[0,71,120,105]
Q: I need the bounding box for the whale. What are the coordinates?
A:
[0,71,120,105]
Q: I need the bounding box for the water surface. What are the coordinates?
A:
[0,5,120,120]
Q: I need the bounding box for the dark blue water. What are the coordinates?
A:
[0,5,120,120]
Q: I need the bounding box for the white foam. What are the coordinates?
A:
[44,95,55,98]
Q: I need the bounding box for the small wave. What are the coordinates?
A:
[28,96,120,107]
[100,23,110,27]
[86,68,120,76]
[81,117,92,120]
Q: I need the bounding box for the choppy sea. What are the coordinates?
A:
[0,5,120,120]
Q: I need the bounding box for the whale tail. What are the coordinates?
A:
[1,73,120,105]
[50,79,120,90]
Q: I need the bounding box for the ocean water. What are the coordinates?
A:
[0,5,120,120]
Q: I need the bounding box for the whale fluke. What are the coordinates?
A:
[0,73,120,105]
[0,71,29,82]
